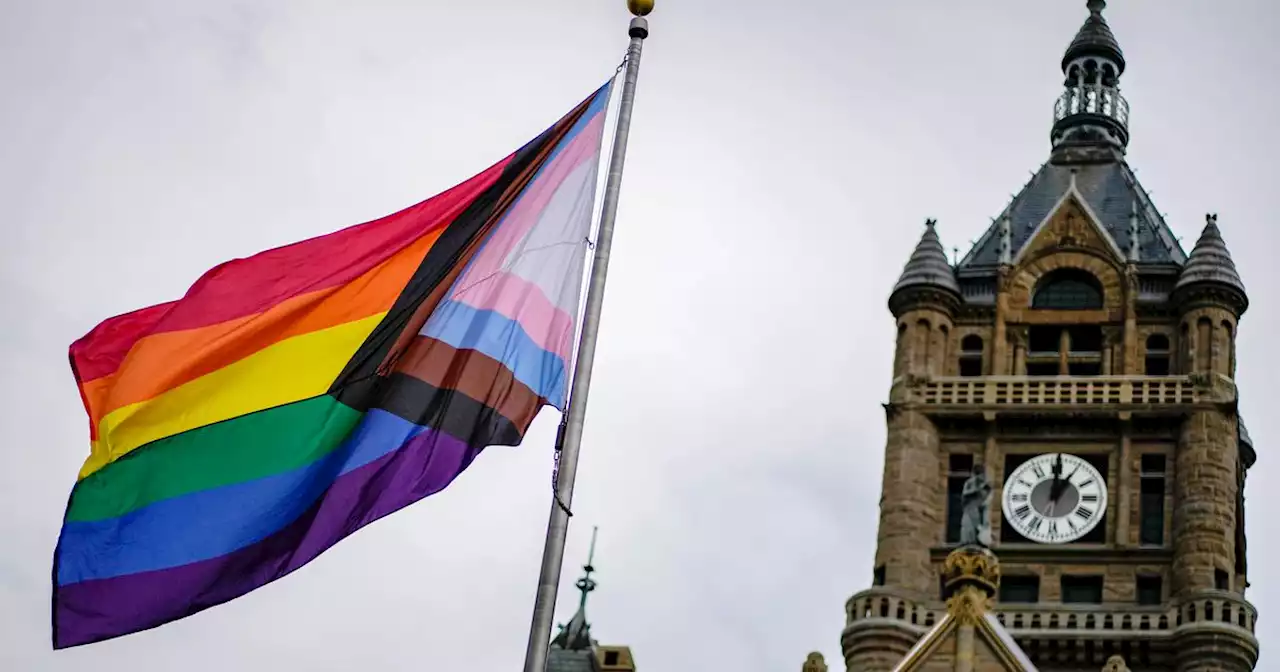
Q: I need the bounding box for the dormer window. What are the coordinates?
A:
[1032,269,1104,310]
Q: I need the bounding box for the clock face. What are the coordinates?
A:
[1001,453,1107,544]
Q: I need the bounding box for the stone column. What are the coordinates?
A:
[1172,410,1238,595]
[1010,327,1027,376]
[992,269,1010,375]
[1115,416,1132,547]
[874,407,943,597]
[1122,266,1139,374]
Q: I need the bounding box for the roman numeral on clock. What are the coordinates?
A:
[1014,504,1032,520]
[1075,505,1095,520]
[1032,464,1046,478]
[1082,494,1099,503]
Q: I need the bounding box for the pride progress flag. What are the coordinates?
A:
[52,80,613,649]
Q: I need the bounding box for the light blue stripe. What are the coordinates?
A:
[420,300,569,406]
[57,410,426,586]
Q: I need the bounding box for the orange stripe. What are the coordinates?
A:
[80,229,442,428]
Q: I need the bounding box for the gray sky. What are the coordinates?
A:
[2,1,1277,670]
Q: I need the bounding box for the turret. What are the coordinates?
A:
[1172,214,1248,378]
[888,220,961,380]
[1051,0,1131,162]
[1169,215,1257,670]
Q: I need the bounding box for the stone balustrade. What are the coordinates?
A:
[844,587,1256,638]
[897,374,1236,410]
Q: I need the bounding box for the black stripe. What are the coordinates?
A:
[376,372,527,448]
[329,95,595,407]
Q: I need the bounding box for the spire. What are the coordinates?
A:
[1064,0,1125,74]
[551,527,599,651]
[891,219,961,299]
[997,214,1012,265]
[1051,0,1130,160]
[1173,214,1248,313]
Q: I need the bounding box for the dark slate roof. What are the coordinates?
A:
[547,649,597,672]
[1064,0,1125,73]
[958,161,1186,272]
[1174,215,1246,295]
[892,220,961,295]
[552,604,593,652]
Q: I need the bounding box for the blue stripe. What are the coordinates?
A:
[57,410,427,586]
[420,300,568,405]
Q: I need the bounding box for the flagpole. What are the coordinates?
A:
[521,2,652,671]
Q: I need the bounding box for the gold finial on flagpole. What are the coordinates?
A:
[627,0,654,17]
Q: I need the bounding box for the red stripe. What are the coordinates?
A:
[69,154,514,385]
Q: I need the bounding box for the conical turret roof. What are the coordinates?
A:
[1063,0,1125,73]
[892,220,960,298]
[1174,214,1246,299]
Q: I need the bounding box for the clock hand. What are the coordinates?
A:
[1048,454,1066,502]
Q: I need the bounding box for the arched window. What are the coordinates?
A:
[959,334,984,377]
[1032,269,1104,310]
[1145,334,1171,376]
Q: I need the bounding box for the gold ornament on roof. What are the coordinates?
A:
[627,0,654,16]
[1102,655,1131,672]
[801,652,828,672]
[942,545,1001,597]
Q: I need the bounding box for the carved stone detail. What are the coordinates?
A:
[801,652,827,672]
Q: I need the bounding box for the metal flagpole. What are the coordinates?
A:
[521,2,652,671]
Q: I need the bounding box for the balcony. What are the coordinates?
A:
[896,374,1235,414]
[844,587,1258,668]
[1053,84,1130,128]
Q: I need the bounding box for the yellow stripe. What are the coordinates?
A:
[79,313,385,480]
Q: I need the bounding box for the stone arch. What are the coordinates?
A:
[1220,319,1235,377]
[1008,251,1123,315]
[1032,268,1104,310]
[913,318,932,374]
[1196,317,1212,374]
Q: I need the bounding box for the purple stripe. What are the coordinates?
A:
[53,426,485,649]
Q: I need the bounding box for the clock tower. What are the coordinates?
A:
[838,2,1259,671]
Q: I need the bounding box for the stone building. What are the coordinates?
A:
[547,536,638,672]
[817,1,1261,670]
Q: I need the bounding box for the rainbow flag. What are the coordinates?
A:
[52,81,614,649]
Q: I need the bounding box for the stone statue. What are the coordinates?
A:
[959,464,993,548]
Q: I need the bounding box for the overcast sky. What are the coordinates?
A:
[2,1,1278,670]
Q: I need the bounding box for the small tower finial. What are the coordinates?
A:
[1087,0,1106,16]
[576,526,599,609]
[551,527,601,651]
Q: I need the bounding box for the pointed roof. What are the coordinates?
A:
[892,219,960,296]
[959,161,1185,272]
[1174,214,1246,296]
[1063,0,1125,73]
[889,610,1038,672]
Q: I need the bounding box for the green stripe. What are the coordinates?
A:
[67,396,363,522]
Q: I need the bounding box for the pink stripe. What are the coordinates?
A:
[458,112,607,286]
[451,271,577,362]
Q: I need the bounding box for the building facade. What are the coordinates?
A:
[830,2,1259,670]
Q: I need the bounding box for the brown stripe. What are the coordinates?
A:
[393,336,544,431]
[375,94,598,375]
